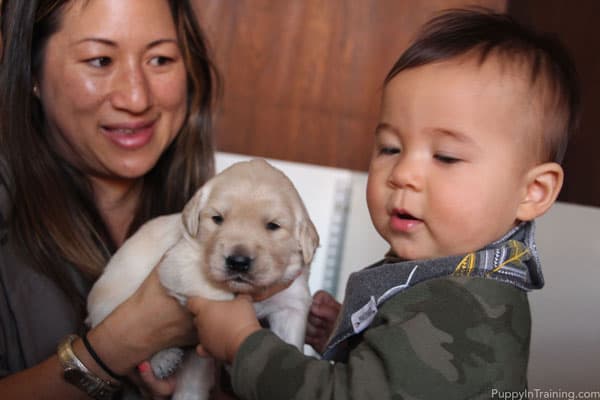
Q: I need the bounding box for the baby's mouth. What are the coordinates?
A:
[390,209,423,232]
[394,210,421,221]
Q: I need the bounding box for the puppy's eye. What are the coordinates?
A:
[212,215,224,225]
[266,222,280,231]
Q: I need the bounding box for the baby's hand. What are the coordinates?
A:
[305,290,341,353]
[186,295,261,363]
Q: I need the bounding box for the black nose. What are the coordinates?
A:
[226,255,252,273]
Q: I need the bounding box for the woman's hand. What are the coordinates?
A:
[305,290,341,353]
[87,269,197,376]
[134,361,177,400]
[187,295,261,364]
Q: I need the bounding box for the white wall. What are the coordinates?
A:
[528,202,600,390]
[336,173,388,299]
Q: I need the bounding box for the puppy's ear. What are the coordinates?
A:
[297,217,319,266]
[182,182,213,237]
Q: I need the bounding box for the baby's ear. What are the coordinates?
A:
[516,162,564,221]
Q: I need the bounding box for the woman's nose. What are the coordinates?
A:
[388,156,423,191]
[110,64,152,114]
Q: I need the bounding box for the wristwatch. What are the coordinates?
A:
[57,334,122,400]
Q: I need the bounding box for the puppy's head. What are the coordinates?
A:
[182,159,319,294]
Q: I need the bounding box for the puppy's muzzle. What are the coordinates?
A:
[226,254,253,273]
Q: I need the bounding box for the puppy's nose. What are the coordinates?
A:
[226,255,253,273]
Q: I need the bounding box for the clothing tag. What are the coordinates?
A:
[351,296,378,334]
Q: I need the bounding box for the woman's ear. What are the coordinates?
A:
[33,81,40,98]
[516,162,564,221]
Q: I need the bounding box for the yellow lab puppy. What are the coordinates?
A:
[87,159,319,400]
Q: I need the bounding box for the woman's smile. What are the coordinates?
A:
[101,119,157,150]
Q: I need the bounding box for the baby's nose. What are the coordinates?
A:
[388,156,424,191]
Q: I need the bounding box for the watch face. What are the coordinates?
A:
[63,368,118,400]
[64,368,103,394]
[63,368,98,394]
[64,368,90,387]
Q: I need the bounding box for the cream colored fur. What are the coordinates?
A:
[86,159,319,400]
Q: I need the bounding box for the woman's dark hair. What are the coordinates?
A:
[385,7,580,164]
[0,0,219,313]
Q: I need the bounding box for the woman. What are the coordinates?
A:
[0,0,218,397]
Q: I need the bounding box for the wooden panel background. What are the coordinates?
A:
[508,0,600,208]
[194,0,506,171]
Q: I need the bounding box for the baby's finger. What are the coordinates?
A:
[307,314,328,329]
[186,296,211,314]
[306,322,325,337]
[312,291,339,305]
[310,303,340,321]
[312,290,337,304]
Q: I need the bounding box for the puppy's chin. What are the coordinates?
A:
[212,273,286,296]
[204,272,261,294]
[223,279,257,294]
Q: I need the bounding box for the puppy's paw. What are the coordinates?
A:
[150,347,185,379]
[172,389,209,400]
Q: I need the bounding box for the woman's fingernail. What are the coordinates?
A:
[137,361,151,373]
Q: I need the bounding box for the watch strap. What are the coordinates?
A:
[57,334,122,400]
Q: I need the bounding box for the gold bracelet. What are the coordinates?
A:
[57,334,122,400]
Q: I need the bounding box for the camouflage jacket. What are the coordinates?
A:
[231,223,541,399]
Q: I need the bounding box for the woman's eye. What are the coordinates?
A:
[149,56,173,67]
[211,215,224,225]
[435,154,461,164]
[266,222,280,231]
[87,57,112,68]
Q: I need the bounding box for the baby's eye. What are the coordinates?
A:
[266,222,280,231]
[211,215,224,225]
[379,147,400,156]
[86,57,112,68]
[434,154,462,164]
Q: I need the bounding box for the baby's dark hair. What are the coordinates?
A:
[385,8,580,164]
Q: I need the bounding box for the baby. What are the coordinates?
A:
[187,8,580,399]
